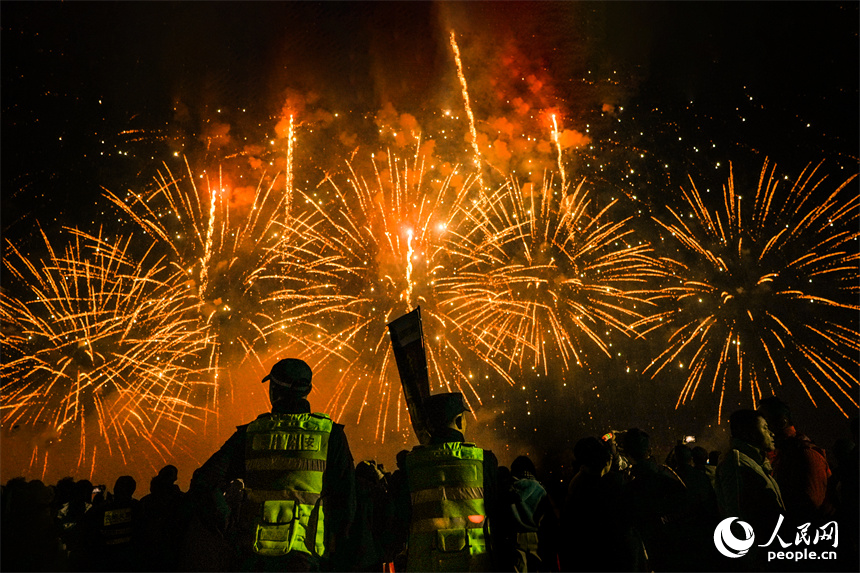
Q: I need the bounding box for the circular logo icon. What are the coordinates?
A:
[713,517,756,558]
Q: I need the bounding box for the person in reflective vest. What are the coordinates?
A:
[400,392,499,572]
[79,475,141,572]
[190,358,356,572]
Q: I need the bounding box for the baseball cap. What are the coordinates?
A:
[424,392,471,427]
[262,358,313,396]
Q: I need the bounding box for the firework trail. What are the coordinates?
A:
[637,160,859,419]
[450,31,484,189]
[0,227,212,475]
[437,173,660,377]
[285,114,296,219]
[551,114,567,191]
[264,149,499,441]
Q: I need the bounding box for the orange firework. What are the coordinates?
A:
[264,149,496,441]
[0,227,212,475]
[437,173,660,376]
[103,158,314,426]
[637,160,859,419]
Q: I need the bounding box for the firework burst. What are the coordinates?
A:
[638,160,860,419]
[438,173,660,378]
[264,150,494,440]
[102,158,314,425]
[0,227,212,475]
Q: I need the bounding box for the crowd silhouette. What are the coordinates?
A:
[2,404,857,572]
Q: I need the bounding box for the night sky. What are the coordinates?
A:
[2,2,858,488]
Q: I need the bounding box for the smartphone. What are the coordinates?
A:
[684,435,696,444]
[601,432,614,442]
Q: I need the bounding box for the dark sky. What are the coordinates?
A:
[1,1,858,485]
[3,2,857,234]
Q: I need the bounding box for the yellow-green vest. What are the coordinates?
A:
[240,412,332,558]
[405,442,491,572]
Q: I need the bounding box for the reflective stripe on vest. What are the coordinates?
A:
[100,506,134,546]
[406,442,490,571]
[242,412,332,558]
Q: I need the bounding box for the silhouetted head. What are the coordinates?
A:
[575,436,612,472]
[425,392,471,434]
[113,475,136,500]
[622,428,651,462]
[670,444,693,468]
[264,358,313,406]
[396,449,409,470]
[757,396,792,433]
[157,464,178,483]
[72,480,93,504]
[511,455,537,480]
[691,446,709,466]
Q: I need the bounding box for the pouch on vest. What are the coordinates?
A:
[433,528,472,571]
[254,500,296,556]
[437,528,467,552]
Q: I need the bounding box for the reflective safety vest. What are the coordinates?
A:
[405,442,491,572]
[98,503,135,547]
[239,412,332,558]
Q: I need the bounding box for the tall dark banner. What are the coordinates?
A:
[387,307,431,445]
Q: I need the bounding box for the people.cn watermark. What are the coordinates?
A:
[713,515,838,563]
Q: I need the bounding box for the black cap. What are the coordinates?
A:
[424,392,471,428]
[263,358,313,396]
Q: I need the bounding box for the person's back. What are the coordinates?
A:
[668,445,721,571]
[620,429,687,572]
[80,475,140,572]
[402,392,497,572]
[692,445,717,490]
[57,479,93,570]
[1,479,64,572]
[560,437,616,572]
[498,455,557,572]
[138,465,187,571]
[348,460,395,571]
[189,358,356,572]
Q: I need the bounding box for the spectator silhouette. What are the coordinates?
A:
[692,445,716,489]
[1,478,64,572]
[620,428,687,571]
[138,464,188,571]
[498,455,558,572]
[667,444,721,571]
[79,475,141,572]
[56,478,93,570]
[349,460,395,571]
[560,437,615,572]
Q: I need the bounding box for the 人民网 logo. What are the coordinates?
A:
[713,517,756,558]
[713,515,839,563]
